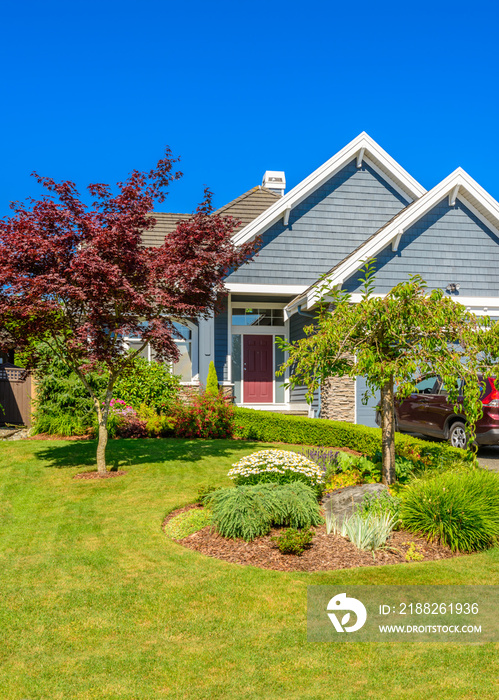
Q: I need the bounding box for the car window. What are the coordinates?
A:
[414,376,439,394]
[439,379,463,397]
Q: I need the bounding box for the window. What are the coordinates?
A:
[125,320,194,383]
[171,322,192,382]
[415,375,440,395]
[232,308,284,327]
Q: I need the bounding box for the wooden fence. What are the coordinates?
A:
[0,364,32,427]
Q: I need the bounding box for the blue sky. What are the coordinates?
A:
[1,0,498,216]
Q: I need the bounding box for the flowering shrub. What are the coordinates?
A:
[107,398,148,438]
[228,450,324,491]
[170,392,235,439]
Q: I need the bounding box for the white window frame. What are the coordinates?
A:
[123,319,199,385]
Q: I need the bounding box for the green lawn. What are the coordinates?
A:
[0,438,498,700]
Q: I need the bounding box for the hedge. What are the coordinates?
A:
[234,408,472,471]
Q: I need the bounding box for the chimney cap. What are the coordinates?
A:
[262,170,286,195]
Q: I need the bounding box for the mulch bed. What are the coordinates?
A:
[163,505,459,572]
[29,433,92,441]
[73,470,127,480]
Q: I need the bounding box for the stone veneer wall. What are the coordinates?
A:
[319,376,355,423]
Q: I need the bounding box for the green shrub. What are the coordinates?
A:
[271,528,314,555]
[170,392,235,439]
[196,485,220,505]
[356,490,401,526]
[400,470,499,552]
[326,505,396,551]
[29,350,106,436]
[205,361,219,397]
[234,408,471,473]
[137,404,176,437]
[113,356,181,412]
[164,508,212,540]
[210,482,322,541]
[227,449,324,492]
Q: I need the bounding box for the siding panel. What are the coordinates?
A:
[214,298,229,382]
[227,160,410,285]
[344,199,499,296]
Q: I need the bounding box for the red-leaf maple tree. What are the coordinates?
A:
[0,149,257,473]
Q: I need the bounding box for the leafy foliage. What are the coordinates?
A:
[171,392,235,439]
[276,262,494,483]
[210,482,322,542]
[400,469,499,552]
[113,356,181,412]
[135,403,176,438]
[205,361,219,396]
[164,508,212,540]
[107,399,148,438]
[0,150,257,472]
[195,485,221,505]
[355,490,401,527]
[271,528,314,555]
[234,407,470,472]
[326,503,396,551]
[228,449,324,491]
[27,348,106,436]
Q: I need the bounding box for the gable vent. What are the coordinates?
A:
[262,170,286,196]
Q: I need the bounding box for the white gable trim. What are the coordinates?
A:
[286,168,499,314]
[232,132,426,247]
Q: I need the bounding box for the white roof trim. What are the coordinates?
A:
[225,283,308,295]
[285,293,499,320]
[286,167,499,314]
[232,132,426,247]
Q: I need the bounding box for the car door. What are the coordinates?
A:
[433,379,464,435]
[396,375,441,434]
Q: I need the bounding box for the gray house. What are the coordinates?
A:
[146,133,499,427]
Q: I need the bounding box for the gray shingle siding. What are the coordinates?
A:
[356,376,379,428]
[344,198,499,296]
[289,312,317,405]
[214,298,229,382]
[227,160,410,285]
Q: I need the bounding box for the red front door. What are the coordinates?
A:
[243,335,273,403]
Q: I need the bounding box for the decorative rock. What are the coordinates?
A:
[0,427,30,441]
[322,483,388,525]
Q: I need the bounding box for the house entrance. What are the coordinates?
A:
[243,335,273,403]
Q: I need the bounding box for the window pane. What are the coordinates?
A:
[127,340,149,360]
[173,322,191,340]
[232,308,285,327]
[173,340,192,382]
[415,376,439,394]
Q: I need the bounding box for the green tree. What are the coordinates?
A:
[277,262,496,484]
[205,361,219,396]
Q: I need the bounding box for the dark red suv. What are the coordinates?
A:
[376,375,499,448]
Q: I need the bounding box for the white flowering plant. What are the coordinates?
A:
[228,449,325,493]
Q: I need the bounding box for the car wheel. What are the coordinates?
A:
[448,422,468,449]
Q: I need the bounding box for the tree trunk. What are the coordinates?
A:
[94,381,114,475]
[96,419,108,474]
[380,376,396,485]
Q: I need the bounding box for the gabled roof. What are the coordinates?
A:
[142,187,280,247]
[286,168,499,315]
[232,132,427,248]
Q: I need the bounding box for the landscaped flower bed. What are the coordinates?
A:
[163,504,457,572]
